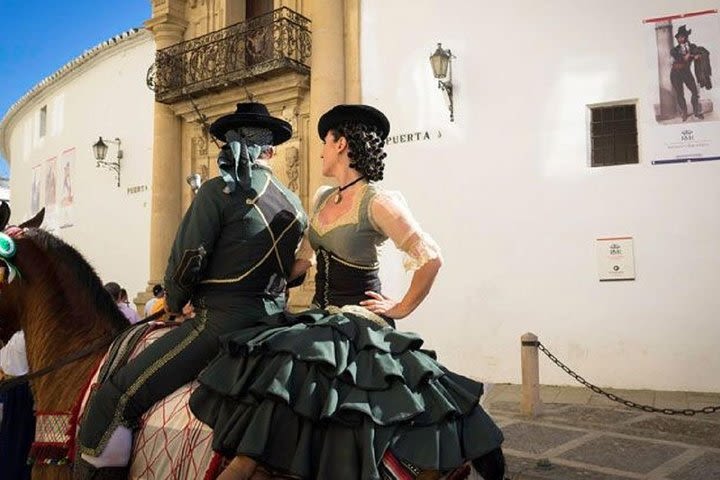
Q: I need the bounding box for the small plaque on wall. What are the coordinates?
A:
[596,237,635,281]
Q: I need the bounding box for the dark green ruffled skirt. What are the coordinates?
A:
[188,309,503,480]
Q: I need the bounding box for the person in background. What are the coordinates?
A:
[144,284,164,317]
[0,331,35,480]
[119,289,130,307]
[104,282,140,325]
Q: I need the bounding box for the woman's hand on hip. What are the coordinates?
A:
[360,291,410,319]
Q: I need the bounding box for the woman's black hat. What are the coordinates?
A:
[209,102,292,145]
[318,104,390,140]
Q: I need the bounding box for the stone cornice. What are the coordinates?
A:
[169,72,311,121]
[144,13,188,37]
[0,28,151,161]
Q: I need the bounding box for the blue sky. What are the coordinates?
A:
[0,0,151,178]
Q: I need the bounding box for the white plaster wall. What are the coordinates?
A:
[5,32,155,299]
[361,0,720,391]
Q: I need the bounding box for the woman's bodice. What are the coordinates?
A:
[308,183,386,268]
[300,182,441,315]
[307,184,385,309]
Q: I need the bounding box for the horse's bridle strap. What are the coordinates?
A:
[0,309,167,393]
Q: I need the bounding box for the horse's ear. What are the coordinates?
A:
[19,208,45,229]
[0,202,10,231]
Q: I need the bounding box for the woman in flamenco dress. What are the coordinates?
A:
[190,105,505,480]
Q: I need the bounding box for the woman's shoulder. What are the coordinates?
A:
[366,186,416,233]
[368,185,409,211]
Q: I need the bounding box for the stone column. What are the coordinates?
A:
[344,0,362,104]
[308,0,346,197]
[138,15,188,309]
[655,22,677,120]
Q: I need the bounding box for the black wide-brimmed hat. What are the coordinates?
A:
[209,102,292,145]
[675,25,692,38]
[318,104,390,140]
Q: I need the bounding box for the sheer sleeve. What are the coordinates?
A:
[369,191,442,272]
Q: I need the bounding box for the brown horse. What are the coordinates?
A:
[0,210,218,480]
[0,214,125,480]
[0,208,504,480]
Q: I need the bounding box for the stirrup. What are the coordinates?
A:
[72,457,129,480]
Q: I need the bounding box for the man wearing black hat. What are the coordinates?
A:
[670,25,704,121]
[75,103,307,479]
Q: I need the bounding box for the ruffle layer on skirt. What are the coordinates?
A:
[189,309,503,480]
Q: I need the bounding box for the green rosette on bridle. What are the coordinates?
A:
[0,232,20,284]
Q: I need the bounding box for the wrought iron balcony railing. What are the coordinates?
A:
[154,7,311,104]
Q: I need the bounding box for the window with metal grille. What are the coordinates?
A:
[589,103,638,167]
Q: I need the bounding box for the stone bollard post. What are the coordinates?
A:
[521,332,544,417]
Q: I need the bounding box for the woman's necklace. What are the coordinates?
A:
[334,176,366,204]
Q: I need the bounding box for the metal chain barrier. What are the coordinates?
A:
[536,341,720,416]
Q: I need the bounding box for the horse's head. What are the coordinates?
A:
[0,202,128,344]
[0,203,46,342]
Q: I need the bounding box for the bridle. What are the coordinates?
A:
[0,210,172,393]
[0,309,167,393]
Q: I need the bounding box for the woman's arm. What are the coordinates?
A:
[288,232,314,283]
[360,193,443,319]
[362,254,442,319]
[289,259,313,283]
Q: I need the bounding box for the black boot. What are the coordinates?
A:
[72,457,129,480]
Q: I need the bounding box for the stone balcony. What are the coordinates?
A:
[153,7,311,104]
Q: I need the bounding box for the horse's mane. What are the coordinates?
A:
[24,228,129,334]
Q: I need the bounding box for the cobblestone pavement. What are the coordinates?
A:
[478,384,720,480]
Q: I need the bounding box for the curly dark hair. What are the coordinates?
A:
[330,122,387,181]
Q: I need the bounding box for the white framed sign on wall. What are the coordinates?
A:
[596,237,636,281]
